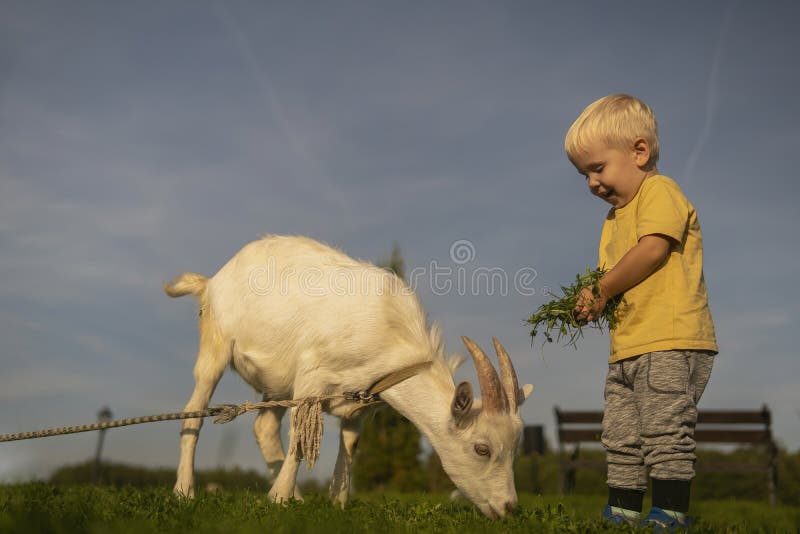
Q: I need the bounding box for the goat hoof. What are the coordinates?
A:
[173,484,195,499]
[268,491,302,504]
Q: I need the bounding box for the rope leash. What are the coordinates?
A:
[0,397,342,470]
[0,361,432,469]
[0,396,339,443]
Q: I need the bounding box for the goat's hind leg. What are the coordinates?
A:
[267,405,305,504]
[329,416,363,507]
[174,312,230,497]
[254,403,302,500]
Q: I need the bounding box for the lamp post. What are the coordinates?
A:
[94,406,113,484]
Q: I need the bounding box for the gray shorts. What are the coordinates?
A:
[601,350,715,490]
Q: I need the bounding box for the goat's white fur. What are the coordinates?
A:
[166,235,532,519]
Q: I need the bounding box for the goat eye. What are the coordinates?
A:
[474,444,491,457]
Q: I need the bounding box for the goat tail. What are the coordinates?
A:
[164,272,208,298]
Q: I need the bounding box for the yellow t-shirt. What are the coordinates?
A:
[598,175,718,362]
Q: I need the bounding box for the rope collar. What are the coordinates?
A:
[343,360,433,404]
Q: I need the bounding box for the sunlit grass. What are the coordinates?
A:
[1,484,798,533]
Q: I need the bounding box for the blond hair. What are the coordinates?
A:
[565,94,659,168]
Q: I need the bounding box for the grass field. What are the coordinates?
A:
[1,484,799,533]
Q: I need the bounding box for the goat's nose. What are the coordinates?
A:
[505,500,517,514]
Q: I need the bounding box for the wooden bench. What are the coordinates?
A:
[553,405,778,504]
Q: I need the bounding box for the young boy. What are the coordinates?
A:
[565,94,718,530]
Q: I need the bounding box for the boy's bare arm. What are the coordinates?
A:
[573,234,672,323]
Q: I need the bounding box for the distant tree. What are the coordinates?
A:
[424,449,455,493]
[353,243,428,492]
[382,242,406,282]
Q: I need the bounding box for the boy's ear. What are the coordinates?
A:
[633,138,651,167]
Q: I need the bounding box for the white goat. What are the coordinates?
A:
[165,235,532,519]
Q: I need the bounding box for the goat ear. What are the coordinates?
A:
[518,384,534,405]
[446,353,466,377]
[451,381,473,422]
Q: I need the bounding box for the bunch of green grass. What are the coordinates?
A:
[526,268,623,349]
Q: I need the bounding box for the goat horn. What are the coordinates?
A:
[493,337,520,413]
[461,336,508,414]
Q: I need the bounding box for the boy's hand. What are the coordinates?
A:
[573,235,671,325]
[573,285,608,324]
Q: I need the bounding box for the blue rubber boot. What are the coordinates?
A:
[602,504,640,526]
[640,506,691,532]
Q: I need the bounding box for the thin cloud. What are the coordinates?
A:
[212,3,350,212]
[682,1,735,183]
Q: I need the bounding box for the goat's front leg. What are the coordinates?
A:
[329,416,362,507]
[254,403,302,500]
[267,405,303,503]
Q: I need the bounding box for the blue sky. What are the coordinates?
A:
[1,1,798,484]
